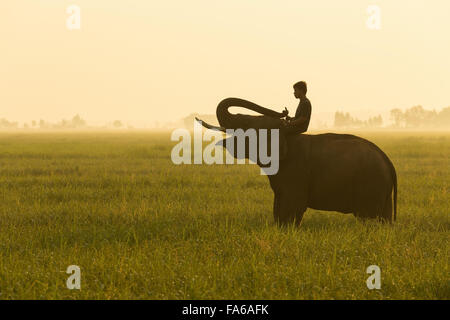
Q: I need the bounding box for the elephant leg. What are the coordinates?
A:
[294,209,306,227]
[379,191,393,223]
[273,192,280,222]
[276,189,307,227]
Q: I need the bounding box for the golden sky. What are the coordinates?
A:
[1,1,449,126]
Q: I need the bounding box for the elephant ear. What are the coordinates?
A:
[258,128,288,165]
[215,129,288,164]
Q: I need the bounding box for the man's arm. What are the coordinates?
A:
[282,102,311,133]
[288,104,310,125]
[266,107,289,119]
[289,116,308,127]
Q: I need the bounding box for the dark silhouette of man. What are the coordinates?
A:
[283,81,312,134]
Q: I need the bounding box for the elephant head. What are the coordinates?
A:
[196,98,289,174]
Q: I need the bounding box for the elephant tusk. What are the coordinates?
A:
[195,117,226,132]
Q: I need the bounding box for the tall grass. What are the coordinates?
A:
[0,131,448,299]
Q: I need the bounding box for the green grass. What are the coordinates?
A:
[0,130,448,299]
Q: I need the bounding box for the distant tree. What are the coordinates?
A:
[390,108,404,127]
[71,114,86,128]
[423,109,438,126]
[378,115,383,127]
[367,115,383,128]
[60,119,70,128]
[0,118,18,129]
[334,111,351,127]
[334,111,363,128]
[404,105,426,127]
[39,119,47,129]
[437,106,450,127]
[113,120,123,128]
[401,105,437,127]
[334,111,383,128]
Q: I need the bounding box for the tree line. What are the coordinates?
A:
[1,106,449,129]
[0,115,130,129]
[334,105,450,129]
[390,105,450,128]
[0,115,87,129]
[334,112,383,128]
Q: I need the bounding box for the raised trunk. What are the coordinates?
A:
[216,98,285,129]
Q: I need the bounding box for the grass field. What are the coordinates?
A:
[0,130,448,299]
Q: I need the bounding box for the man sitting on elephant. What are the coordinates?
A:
[282,81,312,134]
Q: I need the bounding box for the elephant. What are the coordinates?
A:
[197,98,397,226]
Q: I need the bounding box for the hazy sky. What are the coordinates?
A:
[1,1,449,126]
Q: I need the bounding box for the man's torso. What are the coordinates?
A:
[293,97,312,132]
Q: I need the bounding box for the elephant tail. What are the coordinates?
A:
[382,150,397,222]
[384,152,397,222]
[392,163,397,222]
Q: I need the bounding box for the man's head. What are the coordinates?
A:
[293,81,307,99]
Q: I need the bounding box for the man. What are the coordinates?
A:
[283,81,312,134]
